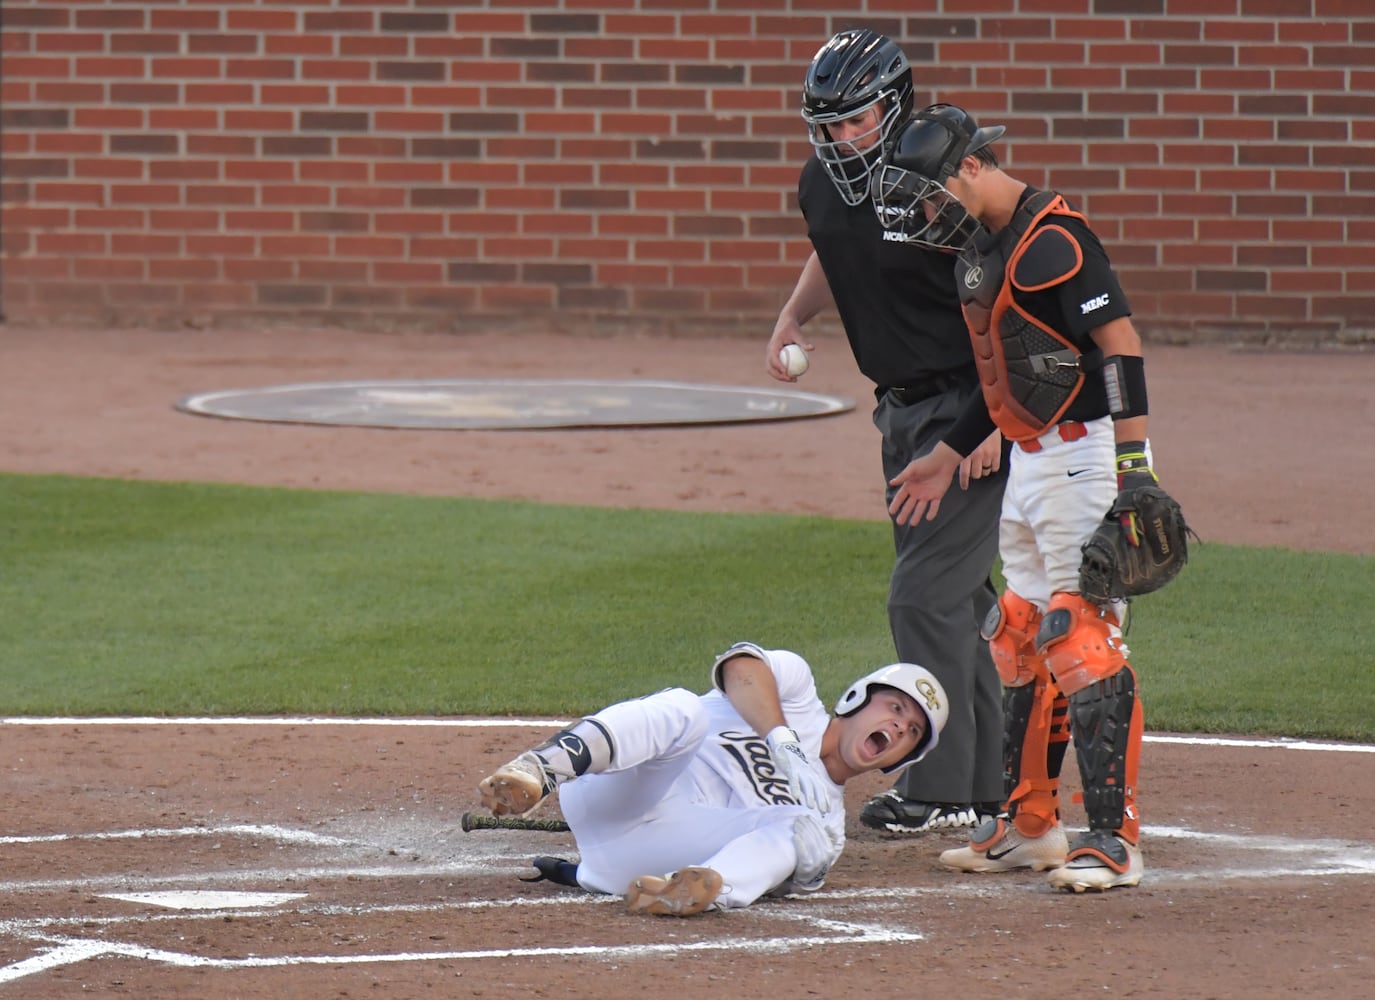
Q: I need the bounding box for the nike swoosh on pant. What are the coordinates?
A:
[1067,469,1093,478]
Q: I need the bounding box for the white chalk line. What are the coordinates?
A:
[0,860,510,896]
[0,823,355,848]
[100,890,307,910]
[2,716,1372,754]
[0,893,617,937]
[0,892,941,944]
[0,884,924,983]
[1148,824,1375,877]
[0,819,527,894]
[1144,734,1375,754]
[0,924,925,984]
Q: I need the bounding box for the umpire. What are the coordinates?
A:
[765,29,1006,833]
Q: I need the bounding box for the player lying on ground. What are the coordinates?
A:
[477,642,948,916]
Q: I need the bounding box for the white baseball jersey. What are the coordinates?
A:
[693,641,841,814]
[558,642,844,908]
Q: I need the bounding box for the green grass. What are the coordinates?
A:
[2,472,1371,741]
[1124,546,1374,739]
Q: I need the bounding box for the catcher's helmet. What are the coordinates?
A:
[801,29,914,206]
[834,663,948,773]
[871,103,1005,251]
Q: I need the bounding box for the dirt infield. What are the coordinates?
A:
[3,722,1372,998]
[2,324,1374,997]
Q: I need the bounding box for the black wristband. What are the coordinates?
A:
[1115,440,1151,475]
[1103,354,1148,420]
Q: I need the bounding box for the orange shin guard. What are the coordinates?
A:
[1002,675,1070,838]
[1067,664,1144,844]
[985,592,1072,838]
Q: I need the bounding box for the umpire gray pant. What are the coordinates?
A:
[874,385,1006,806]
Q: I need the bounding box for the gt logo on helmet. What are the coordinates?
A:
[916,678,943,712]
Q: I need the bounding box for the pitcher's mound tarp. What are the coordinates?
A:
[176,379,854,430]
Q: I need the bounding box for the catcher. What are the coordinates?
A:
[476,642,948,915]
[866,104,1193,891]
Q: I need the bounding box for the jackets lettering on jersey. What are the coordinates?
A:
[955,190,1091,442]
[718,730,799,806]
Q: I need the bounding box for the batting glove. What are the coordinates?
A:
[766,725,832,814]
[789,812,844,890]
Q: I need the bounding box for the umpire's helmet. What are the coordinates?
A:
[801,29,914,206]
[834,663,948,773]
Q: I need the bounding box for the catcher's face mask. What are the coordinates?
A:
[871,103,1003,251]
[871,168,983,251]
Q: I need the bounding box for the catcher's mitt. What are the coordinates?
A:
[1079,482,1196,604]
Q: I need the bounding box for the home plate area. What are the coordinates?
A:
[7,814,1372,988]
[1,721,1372,995]
[0,821,930,984]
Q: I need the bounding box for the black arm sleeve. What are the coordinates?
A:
[942,392,998,458]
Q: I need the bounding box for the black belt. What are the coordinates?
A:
[879,372,972,406]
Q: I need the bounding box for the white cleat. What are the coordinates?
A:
[1047,832,1144,892]
[624,867,724,917]
[477,752,554,817]
[940,817,1069,873]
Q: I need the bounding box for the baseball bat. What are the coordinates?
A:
[460,811,570,833]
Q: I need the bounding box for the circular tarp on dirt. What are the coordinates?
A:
[175,379,854,430]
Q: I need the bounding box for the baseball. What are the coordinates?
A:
[780,344,809,377]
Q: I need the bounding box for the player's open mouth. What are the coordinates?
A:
[865,730,892,758]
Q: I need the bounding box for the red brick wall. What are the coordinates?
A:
[3,1,1372,343]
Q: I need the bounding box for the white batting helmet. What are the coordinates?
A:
[834,663,949,773]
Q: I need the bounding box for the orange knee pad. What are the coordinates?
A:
[982,591,1043,687]
[1035,592,1128,697]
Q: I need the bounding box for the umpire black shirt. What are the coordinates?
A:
[798,156,975,389]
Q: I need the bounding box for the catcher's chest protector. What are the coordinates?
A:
[956,191,1091,442]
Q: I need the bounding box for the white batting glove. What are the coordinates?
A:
[766,725,831,814]
[790,812,840,889]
